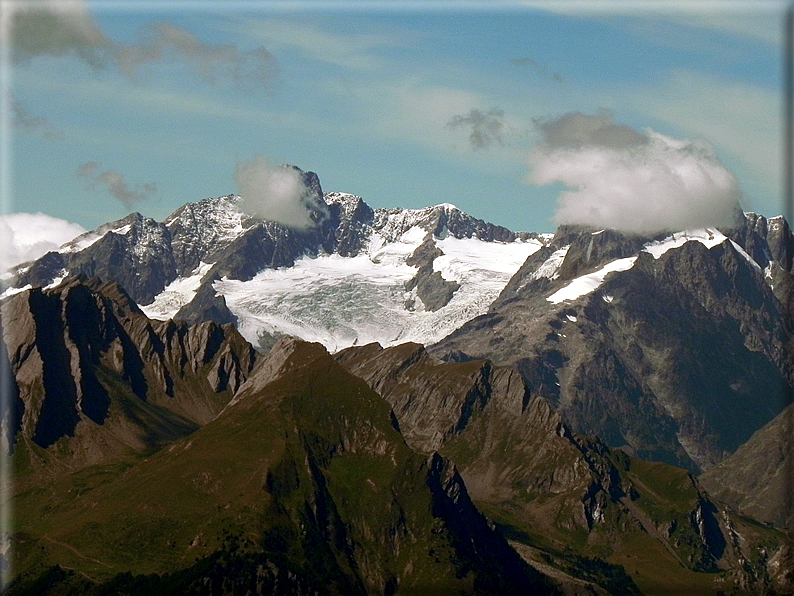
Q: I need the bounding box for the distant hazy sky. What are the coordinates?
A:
[4,0,787,233]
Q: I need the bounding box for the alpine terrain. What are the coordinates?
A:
[2,166,792,595]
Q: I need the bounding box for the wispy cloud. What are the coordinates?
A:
[10,0,112,68]
[447,108,507,150]
[117,23,278,91]
[660,10,783,48]
[527,110,741,234]
[233,17,411,71]
[10,95,62,140]
[511,56,564,83]
[11,2,278,91]
[77,162,157,209]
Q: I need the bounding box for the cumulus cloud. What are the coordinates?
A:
[0,213,86,270]
[78,162,157,209]
[117,24,278,90]
[447,108,506,150]
[527,110,742,234]
[10,0,112,68]
[234,156,328,229]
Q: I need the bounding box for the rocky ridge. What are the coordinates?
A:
[3,170,537,319]
[1,276,256,469]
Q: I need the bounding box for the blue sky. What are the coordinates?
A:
[4,0,788,235]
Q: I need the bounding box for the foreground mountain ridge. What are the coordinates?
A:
[3,279,792,595]
[4,284,558,594]
[1,276,257,471]
[7,280,788,594]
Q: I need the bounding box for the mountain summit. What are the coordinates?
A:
[2,167,545,352]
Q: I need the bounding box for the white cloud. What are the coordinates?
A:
[527,111,742,234]
[0,213,86,270]
[234,156,328,229]
[629,70,781,208]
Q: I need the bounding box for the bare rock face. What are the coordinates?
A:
[555,228,649,281]
[325,192,376,257]
[430,216,794,475]
[404,237,460,312]
[1,277,256,466]
[16,213,178,305]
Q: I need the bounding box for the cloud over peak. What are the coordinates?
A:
[535,109,647,150]
[527,111,742,234]
[0,213,86,270]
[235,156,328,230]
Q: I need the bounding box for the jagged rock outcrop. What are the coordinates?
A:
[165,194,254,276]
[325,192,376,257]
[1,277,256,466]
[15,213,177,305]
[404,237,460,311]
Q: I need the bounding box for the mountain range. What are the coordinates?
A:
[2,166,793,595]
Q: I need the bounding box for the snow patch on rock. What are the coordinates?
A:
[547,256,638,304]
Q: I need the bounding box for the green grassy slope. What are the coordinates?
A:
[8,341,555,595]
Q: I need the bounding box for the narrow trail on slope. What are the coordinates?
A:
[42,535,113,568]
[619,497,687,567]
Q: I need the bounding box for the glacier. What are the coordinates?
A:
[145,218,542,352]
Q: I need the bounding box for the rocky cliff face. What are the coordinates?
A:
[1,277,256,468]
[430,214,794,474]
